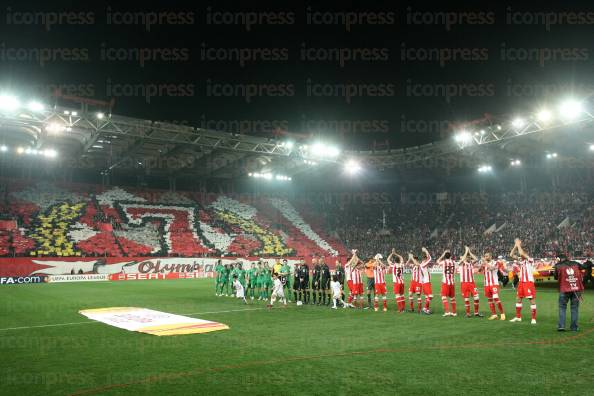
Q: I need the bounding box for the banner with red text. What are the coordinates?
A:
[0,257,304,277]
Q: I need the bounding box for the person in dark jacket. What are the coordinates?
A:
[554,252,586,332]
[582,259,593,288]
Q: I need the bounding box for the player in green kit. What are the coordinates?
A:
[237,261,247,290]
[215,259,224,296]
[263,262,273,299]
[280,259,292,303]
[247,262,258,300]
[220,264,231,296]
[257,261,266,300]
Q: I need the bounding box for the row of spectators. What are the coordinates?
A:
[321,190,593,259]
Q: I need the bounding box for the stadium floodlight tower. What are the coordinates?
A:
[454,96,593,149]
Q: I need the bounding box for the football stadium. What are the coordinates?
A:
[1,4,594,396]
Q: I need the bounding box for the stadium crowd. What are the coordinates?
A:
[323,190,593,260]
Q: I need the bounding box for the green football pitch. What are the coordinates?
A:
[1,276,593,396]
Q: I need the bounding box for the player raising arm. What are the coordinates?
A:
[482,252,505,321]
[372,254,388,312]
[419,247,433,315]
[345,249,364,309]
[436,249,457,317]
[407,250,432,314]
[406,253,422,312]
[459,246,483,318]
[387,249,406,312]
[509,238,537,324]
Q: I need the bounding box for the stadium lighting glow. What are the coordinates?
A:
[46,123,65,133]
[0,145,7,152]
[510,159,521,166]
[0,94,20,112]
[96,112,105,119]
[27,101,45,112]
[590,144,594,151]
[480,130,485,135]
[64,110,70,115]
[71,111,78,116]
[559,99,583,120]
[284,141,294,149]
[251,172,291,181]
[478,165,492,173]
[308,142,340,158]
[454,131,473,144]
[43,149,57,158]
[344,159,362,175]
[511,117,526,129]
[546,152,558,159]
[496,125,502,130]
[536,109,552,123]
[16,147,24,154]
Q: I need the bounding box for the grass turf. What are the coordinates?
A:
[1,276,593,396]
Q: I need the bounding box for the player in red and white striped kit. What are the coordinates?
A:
[482,251,505,321]
[387,249,406,312]
[372,254,388,311]
[436,249,457,317]
[345,249,364,309]
[418,247,433,314]
[407,248,432,314]
[509,239,537,324]
[406,254,422,312]
[459,246,483,318]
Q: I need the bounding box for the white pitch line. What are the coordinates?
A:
[0,321,95,331]
[0,306,282,332]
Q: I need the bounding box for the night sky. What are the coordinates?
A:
[2,1,594,152]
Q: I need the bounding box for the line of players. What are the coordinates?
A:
[215,256,344,308]
[340,238,537,323]
[217,238,538,324]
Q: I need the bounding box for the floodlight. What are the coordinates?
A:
[559,99,583,120]
[0,145,7,152]
[536,109,552,123]
[27,101,45,112]
[46,123,65,133]
[344,159,362,174]
[43,149,57,158]
[0,94,20,112]
[327,146,340,157]
[96,112,105,119]
[454,131,472,144]
[511,118,525,129]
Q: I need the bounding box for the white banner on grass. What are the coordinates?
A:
[79,307,229,336]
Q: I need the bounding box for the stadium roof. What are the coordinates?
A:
[0,95,593,181]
